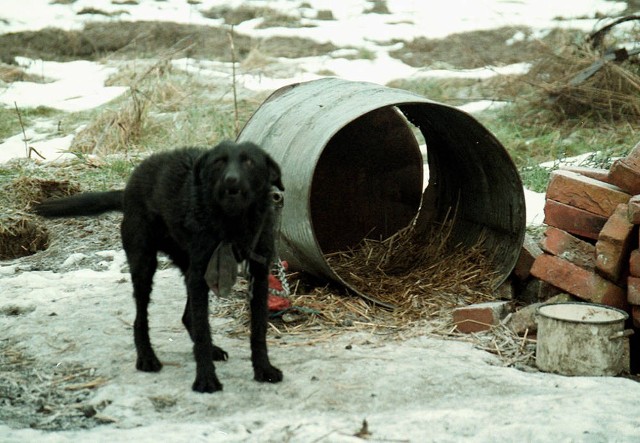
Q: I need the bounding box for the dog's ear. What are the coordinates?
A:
[193,151,208,185]
[265,154,284,191]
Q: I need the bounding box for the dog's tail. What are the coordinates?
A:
[34,190,124,218]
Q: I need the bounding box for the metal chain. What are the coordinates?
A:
[270,259,290,297]
[268,186,290,297]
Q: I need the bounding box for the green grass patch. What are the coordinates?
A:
[388,77,482,106]
[0,107,20,141]
[478,105,636,165]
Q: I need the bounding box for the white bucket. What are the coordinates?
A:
[536,303,632,376]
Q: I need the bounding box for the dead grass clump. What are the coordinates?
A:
[524,46,640,121]
[202,5,306,29]
[71,88,147,155]
[0,63,50,83]
[0,22,251,63]
[77,7,128,17]
[518,18,640,122]
[0,215,49,260]
[390,26,539,70]
[258,36,338,58]
[4,176,80,211]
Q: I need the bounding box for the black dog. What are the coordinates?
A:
[35,140,284,393]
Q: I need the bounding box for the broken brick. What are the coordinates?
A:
[506,294,573,335]
[596,204,636,282]
[513,234,543,281]
[452,301,511,334]
[540,226,595,270]
[530,253,627,310]
[544,199,608,240]
[609,159,640,196]
[546,169,630,217]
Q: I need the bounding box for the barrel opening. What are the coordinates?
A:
[310,106,424,254]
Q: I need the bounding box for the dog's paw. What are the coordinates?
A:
[136,354,163,372]
[254,365,283,383]
[192,373,223,393]
[212,345,229,361]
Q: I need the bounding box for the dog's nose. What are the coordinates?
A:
[224,174,238,186]
[222,169,241,196]
[223,170,239,186]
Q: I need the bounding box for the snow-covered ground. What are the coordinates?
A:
[2,1,640,441]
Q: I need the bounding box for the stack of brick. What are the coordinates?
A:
[452,142,640,336]
[528,141,640,327]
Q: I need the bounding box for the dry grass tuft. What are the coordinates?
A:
[517,22,640,122]
[71,88,147,156]
[526,49,640,121]
[4,176,80,211]
[0,215,49,260]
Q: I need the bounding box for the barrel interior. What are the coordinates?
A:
[309,106,424,254]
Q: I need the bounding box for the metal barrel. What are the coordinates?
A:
[237,78,525,306]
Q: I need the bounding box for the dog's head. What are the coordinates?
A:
[196,141,284,216]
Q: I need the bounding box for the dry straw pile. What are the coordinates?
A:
[325,221,498,320]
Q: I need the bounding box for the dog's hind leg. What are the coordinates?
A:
[130,254,163,372]
[122,220,162,372]
[249,262,283,384]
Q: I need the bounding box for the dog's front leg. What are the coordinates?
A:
[249,263,283,383]
[187,268,223,393]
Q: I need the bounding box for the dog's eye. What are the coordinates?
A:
[242,158,254,168]
[213,158,226,168]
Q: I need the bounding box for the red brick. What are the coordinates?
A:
[599,204,634,244]
[599,204,634,243]
[540,226,595,270]
[452,301,511,334]
[595,240,629,284]
[628,276,640,305]
[628,195,640,225]
[561,166,612,184]
[543,199,608,240]
[596,204,636,282]
[609,159,640,195]
[546,169,630,217]
[632,306,640,328]
[630,249,640,277]
[530,253,627,310]
[512,234,543,281]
